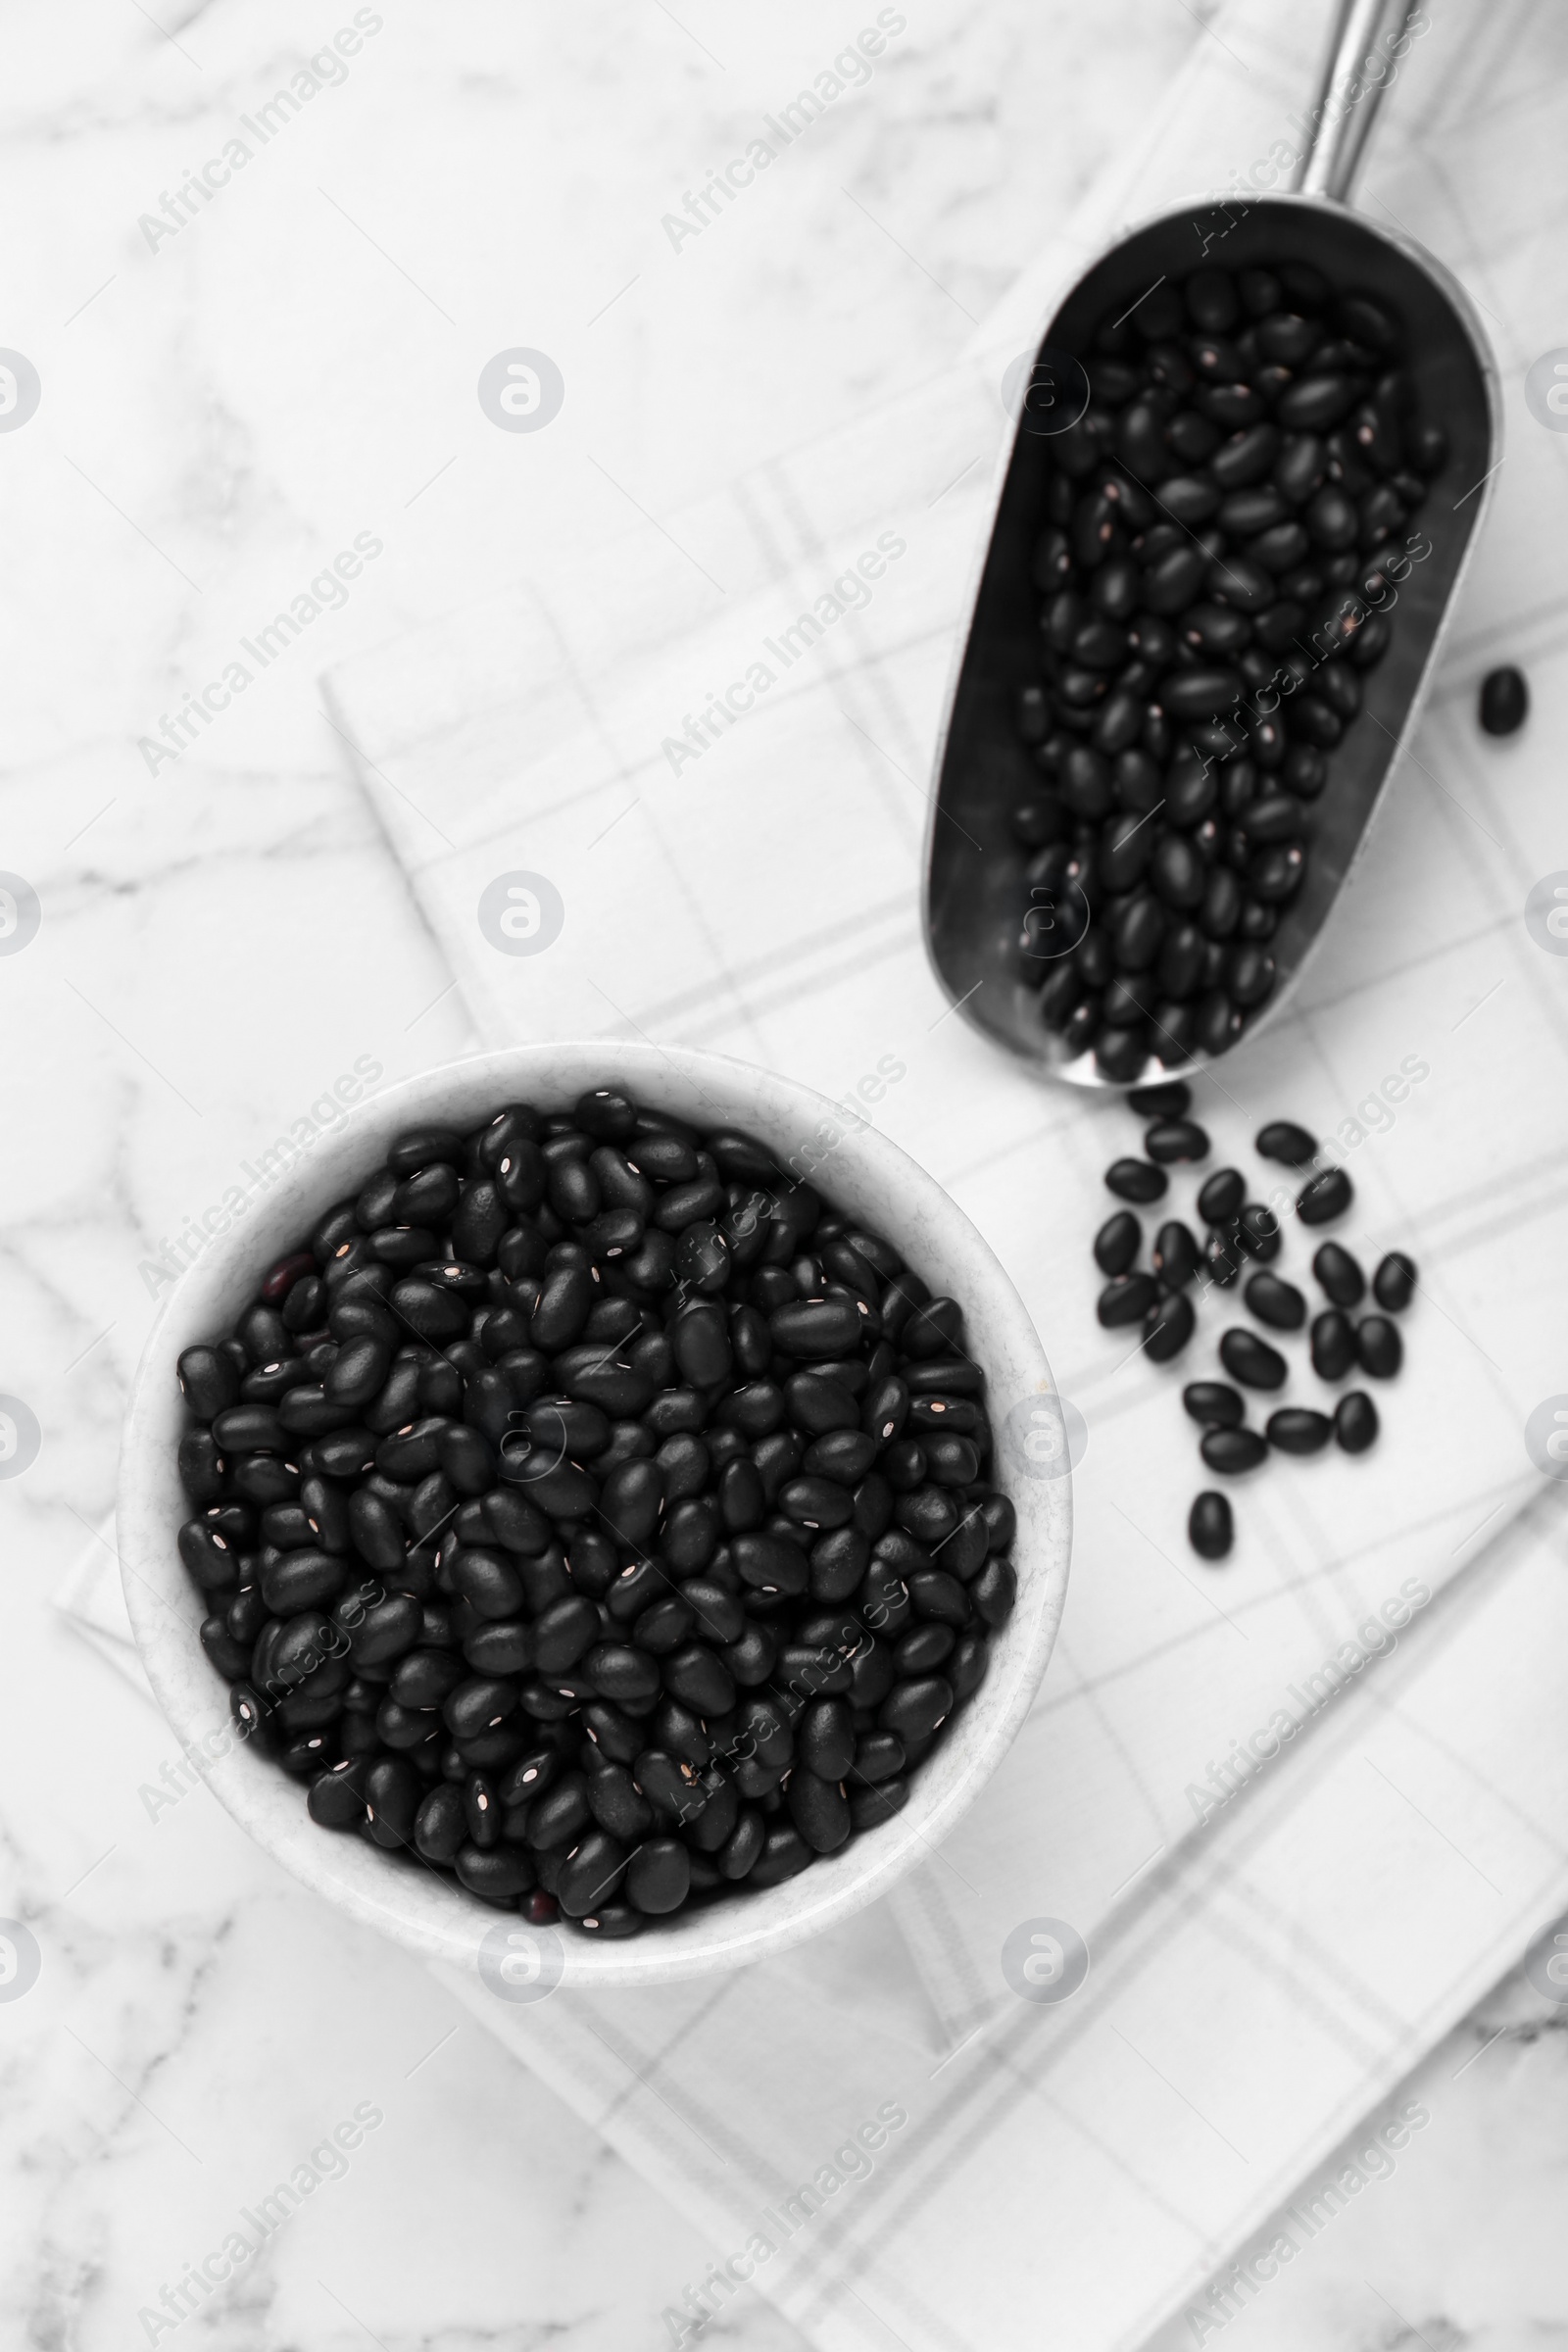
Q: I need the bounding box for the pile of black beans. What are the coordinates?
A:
[173,1093,1017,1937]
[1014,260,1445,1080]
[1091,1081,1415,1559]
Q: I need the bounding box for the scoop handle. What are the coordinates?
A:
[1292,0,1424,202]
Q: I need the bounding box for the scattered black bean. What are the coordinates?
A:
[1236,1203,1282,1262]
[1200,1426,1267,1474]
[1312,1241,1364,1306]
[1333,1391,1379,1452]
[1094,1210,1142,1276]
[174,1094,1015,1936]
[1183,1381,1244,1428]
[1152,1221,1200,1288]
[1100,1098,1411,1554]
[1219,1329,1287,1390]
[1129,1081,1191,1117]
[1105,1157,1168,1203]
[1188,1491,1234,1559]
[1309,1309,1356,1381]
[1144,1291,1196,1362]
[1371,1250,1416,1312]
[1478,664,1528,737]
[1355,1315,1402,1378]
[1099,1273,1159,1328]
[1297,1167,1352,1225]
[1197,1168,1245,1226]
[1245,1271,1305,1331]
[1266,1407,1331,1455]
[1145,1118,1210,1165]
[1254,1120,1317,1166]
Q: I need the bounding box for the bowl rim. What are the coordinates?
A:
[118,1041,1071,1988]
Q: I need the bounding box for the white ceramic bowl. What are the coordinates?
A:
[119,1044,1071,1987]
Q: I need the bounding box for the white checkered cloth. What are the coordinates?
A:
[84,0,1568,2341]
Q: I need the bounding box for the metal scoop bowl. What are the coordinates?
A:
[923,0,1499,1089]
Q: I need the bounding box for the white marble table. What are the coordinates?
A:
[3,3,1564,2345]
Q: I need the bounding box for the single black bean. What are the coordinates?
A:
[1334,1391,1379,1453]
[879,1676,953,1744]
[1298,1167,1352,1225]
[558,1832,630,1919]
[1245,1272,1305,1331]
[1203,1226,1243,1289]
[1312,1241,1364,1305]
[1144,1291,1196,1363]
[1219,1329,1287,1390]
[177,1346,241,1421]
[1309,1309,1356,1381]
[1356,1316,1402,1378]
[1144,1117,1209,1164]
[1099,1273,1158,1328]
[363,1755,421,1849]
[1255,1119,1316,1166]
[798,1696,857,1782]
[1152,1221,1200,1288]
[625,1838,691,1917]
[1236,1203,1282,1262]
[787,1769,852,1854]
[1188,1492,1234,1559]
[1094,1210,1142,1276]
[1372,1251,1417,1312]
[1479,665,1528,736]
[1266,1407,1332,1455]
[1183,1381,1244,1428]
[1129,1080,1191,1117]
[1196,1169,1244,1228]
[1200,1425,1267,1474]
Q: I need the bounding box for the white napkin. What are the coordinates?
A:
[92,0,1568,2340]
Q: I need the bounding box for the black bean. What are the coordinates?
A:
[1104,1158,1167,1203]
[1188,1492,1234,1559]
[1200,1425,1266,1473]
[1309,1309,1356,1381]
[879,1676,953,1744]
[1219,1330,1287,1390]
[622,1838,689,1917]
[1478,664,1528,737]
[1372,1250,1417,1312]
[558,1831,630,1919]
[1334,1391,1379,1453]
[1310,1241,1363,1307]
[1144,1290,1195,1362]
[1298,1167,1352,1225]
[1190,1182,1240,1245]
[1255,1119,1317,1166]
[1152,1221,1200,1288]
[177,1346,241,1421]
[798,1696,856,1782]
[1094,1210,1142,1276]
[362,1755,420,1849]
[786,1768,851,1854]
[1183,1381,1244,1428]
[1245,1272,1305,1331]
[1266,1407,1331,1455]
[1099,1273,1158,1328]
[1231,1204,1278,1264]
[1144,1117,1209,1165]
[1356,1316,1402,1378]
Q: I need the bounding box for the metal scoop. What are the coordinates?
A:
[924,0,1499,1089]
